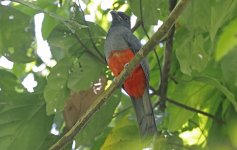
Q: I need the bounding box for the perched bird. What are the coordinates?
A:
[104,10,157,137]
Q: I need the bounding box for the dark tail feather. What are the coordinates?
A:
[131,88,157,137]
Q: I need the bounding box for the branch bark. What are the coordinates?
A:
[49,0,190,149]
[159,0,177,110]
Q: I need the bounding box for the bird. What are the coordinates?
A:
[104,10,157,137]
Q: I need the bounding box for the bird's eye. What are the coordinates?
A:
[124,17,129,21]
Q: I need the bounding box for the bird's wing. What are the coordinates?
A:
[124,31,150,82]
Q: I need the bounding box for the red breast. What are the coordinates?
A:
[107,49,146,98]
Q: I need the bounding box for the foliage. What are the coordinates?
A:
[1,0,237,149]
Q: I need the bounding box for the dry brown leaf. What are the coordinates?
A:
[63,76,107,128]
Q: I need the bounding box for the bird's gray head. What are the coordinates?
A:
[110,11,131,29]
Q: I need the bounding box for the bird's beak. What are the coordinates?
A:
[110,10,122,21]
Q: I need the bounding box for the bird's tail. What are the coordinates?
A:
[132,88,157,137]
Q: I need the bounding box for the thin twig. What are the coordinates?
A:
[139,0,162,89]
[76,0,105,61]
[165,97,224,124]
[158,0,177,111]
[49,1,190,149]
[131,20,142,32]
[112,106,132,118]
[73,34,105,64]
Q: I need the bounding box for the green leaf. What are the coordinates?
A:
[215,18,237,61]
[0,93,53,150]
[166,80,215,131]
[75,90,121,145]
[38,134,59,150]
[193,76,237,111]
[129,0,168,25]
[101,116,142,150]
[220,48,237,87]
[47,21,106,60]
[13,3,37,16]
[227,114,237,148]
[42,16,60,40]
[44,56,73,115]
[67,53,104,91]
[0,69,18,92]
[40,0,70,40]
[47,24,76,60]
[0,5,35,63]
[179,0,237,41]
[176,35,208,75]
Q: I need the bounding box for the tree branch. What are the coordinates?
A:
[49,0,190,149]
[159,0,177,110]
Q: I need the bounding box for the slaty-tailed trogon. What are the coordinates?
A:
[104,11,157,137]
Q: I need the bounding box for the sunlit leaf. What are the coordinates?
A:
[215,18,237,61]
[193,76,237,111]
[101,116,142,150]
[166,80,215,131]
[227,114,237,148]
[220,48,237,87]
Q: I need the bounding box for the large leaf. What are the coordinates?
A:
[193,76,237,111]
[0,69,18,92]
[129,0,168,25]
[101,116,141,150]
[47,21,106,61]
[220,48,237,87]
[44,56,73,115]
[64,76,107,128]
[39,0,70,40]
[0,5,35,63]
[75,90,121,146]
[226,112,237,148]
[0,92,53,150]
[176,34,208,75]
[178,0,237,41]
[215,18,237,61]
[166,80,216,131]
[67,53,104,91]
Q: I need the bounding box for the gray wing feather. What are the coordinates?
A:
[124,32,150,83]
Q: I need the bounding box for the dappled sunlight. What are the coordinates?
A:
[179,127,205,146]
[0,56,13,69]
[21,73,37,92]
